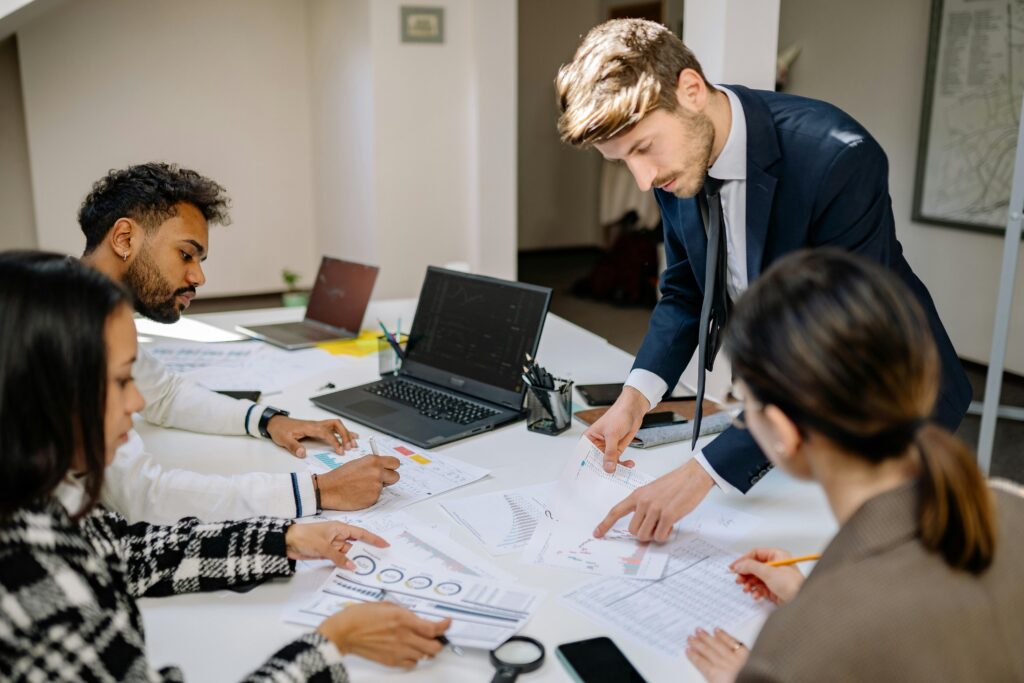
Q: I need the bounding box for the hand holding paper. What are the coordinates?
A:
[522,436,669,579]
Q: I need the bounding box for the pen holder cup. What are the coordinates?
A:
[377,335,407,376]
[526,379,573,436]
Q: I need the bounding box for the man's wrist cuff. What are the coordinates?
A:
[693,451,741,494]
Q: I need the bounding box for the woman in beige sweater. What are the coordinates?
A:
[686,249,1024,683]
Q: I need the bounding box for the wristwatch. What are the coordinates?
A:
[258,406,290,438]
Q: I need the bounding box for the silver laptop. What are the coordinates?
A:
[237,257,379,350]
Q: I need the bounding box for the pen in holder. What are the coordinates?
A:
[377,334,407,376]
[526,377,573,436]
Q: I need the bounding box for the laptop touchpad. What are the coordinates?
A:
[349,399,399,418]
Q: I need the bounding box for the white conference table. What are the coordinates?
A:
[137,300,836,682]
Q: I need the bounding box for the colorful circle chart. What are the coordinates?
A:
[351,556,376,576]
[435,581,462,596]
[405,576,432,590]
[378,568,404,584]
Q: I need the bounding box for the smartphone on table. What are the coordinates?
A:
[556,636,647,683]
[214,390,262,402]
[577,382,696,407]
[638,411,689,429]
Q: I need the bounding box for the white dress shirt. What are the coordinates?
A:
[626,86,749,493]
[101,345,318,524]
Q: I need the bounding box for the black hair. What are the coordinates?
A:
[725,249,995,573]
[78,162,231,253]
[0,251,131,519]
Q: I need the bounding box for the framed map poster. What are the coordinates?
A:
[913,0,1024,234]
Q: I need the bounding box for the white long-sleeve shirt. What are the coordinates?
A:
[101,345,318,525]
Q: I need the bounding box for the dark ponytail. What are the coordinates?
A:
[915,424,995,573]
[725,249,996,575]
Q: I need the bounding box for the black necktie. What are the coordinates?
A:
[692,176,729,449]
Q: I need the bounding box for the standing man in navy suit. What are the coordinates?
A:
[556,19,972,542]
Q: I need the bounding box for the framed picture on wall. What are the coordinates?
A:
[401,6,444,44]
[913,0,1024,235]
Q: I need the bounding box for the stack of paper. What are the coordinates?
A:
[521,437,669,579]
[562,532,767,658]
[145,340,340,394]
[286,517,541,650]
[307,435,490,518]
[440,482,556,556]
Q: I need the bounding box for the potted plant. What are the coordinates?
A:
[281,268,309,308]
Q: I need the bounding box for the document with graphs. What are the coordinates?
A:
[285,519,541,649]
[440,481,556,556]
[306,435,489,516]
[521,437,669,579]
[562,536,770,658]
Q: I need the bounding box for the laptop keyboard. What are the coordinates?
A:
[364,379,499,425]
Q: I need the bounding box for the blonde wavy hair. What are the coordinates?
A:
[556,19,713,147]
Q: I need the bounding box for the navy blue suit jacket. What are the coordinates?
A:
[633,85,973,492]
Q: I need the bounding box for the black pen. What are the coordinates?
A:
[436,634,463,656]
[379,588,463,656]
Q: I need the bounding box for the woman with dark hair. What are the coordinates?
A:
[0,252,449,681]
[684,249,1024,683]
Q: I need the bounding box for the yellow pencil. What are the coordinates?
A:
[766,553,821,567]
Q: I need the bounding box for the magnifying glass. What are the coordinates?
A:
[490,636,545,682]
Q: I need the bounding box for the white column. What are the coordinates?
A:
[684,0,780,89]
[307,0,378,271]
[306,0,518,298]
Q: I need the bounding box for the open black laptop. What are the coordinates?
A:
[312,267,551,448]
[236,257,379,350]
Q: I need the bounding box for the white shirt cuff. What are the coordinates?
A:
[244,403,272,439]
[295,473,318,517]
[693,450,741,494]
[625,369,669,410]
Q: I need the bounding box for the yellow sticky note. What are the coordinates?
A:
[316,330,381,357]
[410,455,431,465]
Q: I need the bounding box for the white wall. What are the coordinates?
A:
[11,0,518,299]
[308,0,517,298]
[307,0,377,270]
[779,0,1024,374]
[0,35,35,250]
[17,0,320,296]
[370,0,475,297]
[467,0,517,281]
[684,0,779,90]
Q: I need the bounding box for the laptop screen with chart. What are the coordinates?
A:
[310,268,551,448]
[401,267,551,408]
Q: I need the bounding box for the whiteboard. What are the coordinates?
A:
[913,0,1024,234]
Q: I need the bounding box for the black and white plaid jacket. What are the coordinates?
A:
[0,494,349,682]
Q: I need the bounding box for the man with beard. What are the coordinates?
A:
[79,162,400,523]
[555,19,972,542]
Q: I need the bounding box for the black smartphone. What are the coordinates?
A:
[556,637,647,683]
[215,390,262,402]
[577,382,697,407]
[576,383,627,406]
[639,411,689,428]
